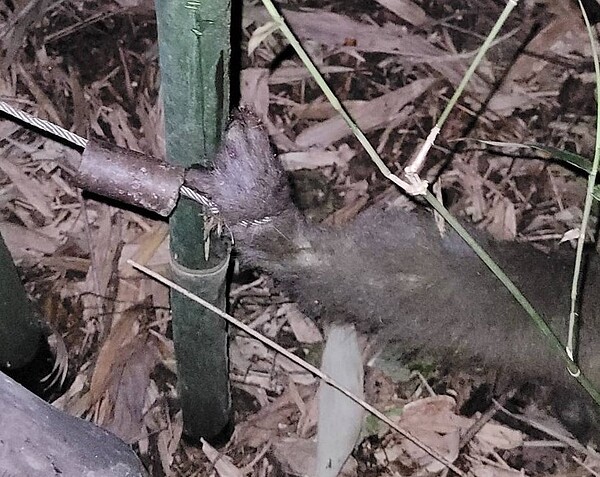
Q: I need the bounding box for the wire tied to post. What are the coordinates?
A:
[0,100,249,223]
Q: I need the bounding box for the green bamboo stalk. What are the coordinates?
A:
[155,0,232,442]
[566,0,600,370]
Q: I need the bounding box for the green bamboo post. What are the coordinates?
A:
[0,232,42,370]
[155,0,232,442]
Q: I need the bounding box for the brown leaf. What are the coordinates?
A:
[295,79,434,147]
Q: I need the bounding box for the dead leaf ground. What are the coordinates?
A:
[1,0,600,475]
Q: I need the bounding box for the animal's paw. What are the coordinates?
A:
[189,107,292,225]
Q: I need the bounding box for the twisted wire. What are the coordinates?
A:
[179,185,221,215]
[1,100,273,227]
[0,100,87,149]
[238,217,272,227]
[180,186,272,226]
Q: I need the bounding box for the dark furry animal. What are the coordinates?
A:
[186,108,600,440]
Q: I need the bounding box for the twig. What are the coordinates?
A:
[127,259,466,476]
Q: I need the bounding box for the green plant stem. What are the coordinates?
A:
[435,0,518,128]
[568,2,600,365]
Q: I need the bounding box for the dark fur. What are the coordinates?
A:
[188,109,600,439]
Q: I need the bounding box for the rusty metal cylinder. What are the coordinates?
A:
[76,138,185,216]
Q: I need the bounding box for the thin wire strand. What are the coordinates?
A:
[179,185,221,215]
[0,99,87,149]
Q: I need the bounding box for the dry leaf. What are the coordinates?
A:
[0,221,59,258]
[280,303,322,344]
[241,68,270,119]
[280,148,354,171]
[295,79,434,147]
[283,9,483,88]
[0,159,54,218]
[373,0,427,26]
[202,439,242,477]
[274,438,316,476]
